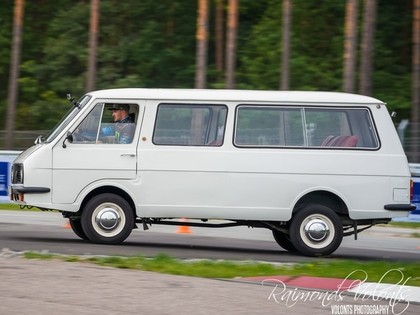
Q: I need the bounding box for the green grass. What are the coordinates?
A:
[0,203,38,211]
[0,203,24,210]
[23,252,420,286]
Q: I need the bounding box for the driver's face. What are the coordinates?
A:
[112,109,125,122]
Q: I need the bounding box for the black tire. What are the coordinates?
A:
[81,193,134,244]
[289,204,343,257]
[272,229,296,252]
[69,219,89,240]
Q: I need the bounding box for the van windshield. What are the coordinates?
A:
[44,95,91,143]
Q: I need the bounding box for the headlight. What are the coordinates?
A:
[11,163,24,184]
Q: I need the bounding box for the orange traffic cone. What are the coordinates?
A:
[176,218,191,234]
[63,220,71,229]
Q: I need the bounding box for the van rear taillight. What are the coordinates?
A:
[410,179,414,202]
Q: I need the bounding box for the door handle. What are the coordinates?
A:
[121,154,135,157]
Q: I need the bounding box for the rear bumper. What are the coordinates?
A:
[384,204,417,211]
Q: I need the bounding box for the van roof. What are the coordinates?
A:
[87,88,385,105]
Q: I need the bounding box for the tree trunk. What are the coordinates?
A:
[86,0,99,92]
[411,0,420,162]
[280,0,291,90]
[359,0,377,96]
[215,0,224,77]
[225,0,238,89]
[195,0,209,89]
[343,0,358,93]
[6,0,25,150]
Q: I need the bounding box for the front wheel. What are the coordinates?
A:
[81,193,134,244]
[289,204,343,257]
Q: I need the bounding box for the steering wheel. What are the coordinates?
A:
[72,131,95,142]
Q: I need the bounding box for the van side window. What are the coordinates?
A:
[153,104,227,146]
[235,106,304,146]
[72,104,103,143]
[305,108,378,148]
[72,103,138,144]
[234,105,378,149]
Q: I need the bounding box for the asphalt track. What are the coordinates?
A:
[0,210,419,263]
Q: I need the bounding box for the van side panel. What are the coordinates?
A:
[135,147,409,220]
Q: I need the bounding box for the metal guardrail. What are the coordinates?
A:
[0,131,48,151]
[397,120,420,163]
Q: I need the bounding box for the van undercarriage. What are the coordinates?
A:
[132,217,391,239]
[61,210,391,242]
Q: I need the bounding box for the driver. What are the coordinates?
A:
[108,104,135,144]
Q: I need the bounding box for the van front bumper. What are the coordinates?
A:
[10,186,50,202]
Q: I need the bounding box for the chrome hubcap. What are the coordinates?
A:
[303,218,330,243]
[95,207,121,231]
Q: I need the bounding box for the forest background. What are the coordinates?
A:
[0,0,417,148]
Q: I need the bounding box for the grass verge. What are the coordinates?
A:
[0,203,38,211]
[0,203,24,210]
[24,252,420,286]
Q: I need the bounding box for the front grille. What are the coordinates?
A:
[11,163,23,184]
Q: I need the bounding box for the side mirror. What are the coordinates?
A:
[34,135,44,145]
[62,131,73,148]
[67,132,73,143]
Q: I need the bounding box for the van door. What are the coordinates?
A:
[52,101,143,204]
[138,102,229,217]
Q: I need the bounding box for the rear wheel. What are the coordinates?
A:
[289,204,343,257]
[81,193,134,244]
[272,229,295,252]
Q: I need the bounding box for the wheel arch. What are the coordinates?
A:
[80,185,136,218]
[292,190,349,218]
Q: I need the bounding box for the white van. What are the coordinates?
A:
[9,88,415,256]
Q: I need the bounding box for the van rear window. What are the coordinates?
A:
[234,105,379,149]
